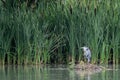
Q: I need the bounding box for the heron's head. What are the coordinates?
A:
[81,46,89,52]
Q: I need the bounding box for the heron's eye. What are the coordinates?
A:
[86,48,88,51]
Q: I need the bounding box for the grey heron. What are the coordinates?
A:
[81,46,91,63]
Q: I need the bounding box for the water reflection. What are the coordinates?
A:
[0,65,120,80]
[0,65,78,80]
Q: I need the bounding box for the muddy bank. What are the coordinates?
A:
[74,64,105,75]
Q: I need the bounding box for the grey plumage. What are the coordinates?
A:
[81,46,91,63]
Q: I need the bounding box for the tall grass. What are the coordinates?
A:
[0,0,120,65]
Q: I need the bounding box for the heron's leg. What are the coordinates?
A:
[87,58,91,65]
[88,58,90,63]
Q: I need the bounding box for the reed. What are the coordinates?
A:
[0,0,120,65]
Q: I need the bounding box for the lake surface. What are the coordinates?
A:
[0,65,120,80]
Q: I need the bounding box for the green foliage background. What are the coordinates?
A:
[0,0,120,65]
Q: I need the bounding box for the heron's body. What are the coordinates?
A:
[81,47,91,63]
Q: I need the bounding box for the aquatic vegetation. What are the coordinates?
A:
[0,0,120,65]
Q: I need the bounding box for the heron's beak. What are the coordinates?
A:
[81,47,84,49]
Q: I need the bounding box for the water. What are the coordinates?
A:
[0,65,120,80]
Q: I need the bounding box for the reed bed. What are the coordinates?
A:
[0,0,120,65]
